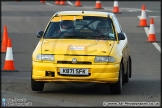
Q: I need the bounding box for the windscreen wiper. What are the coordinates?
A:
[50,34,79,38]
[94,35,111,40]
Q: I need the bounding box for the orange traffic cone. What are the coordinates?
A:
[2,38,18,72]
[147,18,156,42]
[139,4,148,27]
[94,1,103,9]
[60,0,66,5]
[75,0,82,7]
[55,0,60,5]
[40,0,45,3]
[1,25,9,53]
[112,1,121,13]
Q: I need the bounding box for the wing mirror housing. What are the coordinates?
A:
[118,32,125,40]
[37,31,44,38]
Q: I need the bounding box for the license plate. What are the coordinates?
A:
[60,68,89,75]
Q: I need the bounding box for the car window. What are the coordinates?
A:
[44,16,116,40]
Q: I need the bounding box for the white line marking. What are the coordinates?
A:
[125,8,153,12]
[128,10,138,12]
[46,2,55,6]
[67,0,74,6]
[138,16,161,53]
[149,16,160,18]
[2,90,90,106]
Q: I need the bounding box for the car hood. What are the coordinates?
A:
[41,39,115,55]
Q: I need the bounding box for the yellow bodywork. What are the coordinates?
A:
[32,11,126,84]
[32,39,121,83]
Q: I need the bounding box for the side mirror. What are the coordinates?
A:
[118,32,125,40]
[37,31,44,38]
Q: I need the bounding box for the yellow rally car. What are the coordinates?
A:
[31,11,132,94]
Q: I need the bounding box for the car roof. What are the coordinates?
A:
[52,11,115,18]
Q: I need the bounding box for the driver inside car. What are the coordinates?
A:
[60,20,75,33]
[54,20,79,37]
[94,21,115,40]
[96,21,111,36]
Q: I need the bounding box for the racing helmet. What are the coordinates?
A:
[96,21,110,35]
[60,20,74,32]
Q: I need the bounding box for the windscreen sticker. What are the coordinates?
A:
[51,16,83,22]
[109,33,115,39]
[69,46,85,50]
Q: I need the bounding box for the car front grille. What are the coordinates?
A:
[57,61,92,64]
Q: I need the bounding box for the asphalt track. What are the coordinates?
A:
[1,1,161,107]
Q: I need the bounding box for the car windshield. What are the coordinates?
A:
[44,16,116,40]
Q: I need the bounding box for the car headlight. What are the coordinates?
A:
[94,56,115,62]
[36,54,54,61]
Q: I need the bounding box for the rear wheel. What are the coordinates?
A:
[31,69,44,91]
[110,63,123,94]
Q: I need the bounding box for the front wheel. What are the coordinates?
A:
[31,69,44,91]
[109,63,123,94]
[31,78,44,91]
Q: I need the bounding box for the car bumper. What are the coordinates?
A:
[32,62,120,83]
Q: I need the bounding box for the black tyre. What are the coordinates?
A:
[31,78,44,91]
[110,63,123,94]
[31,69,44,91]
